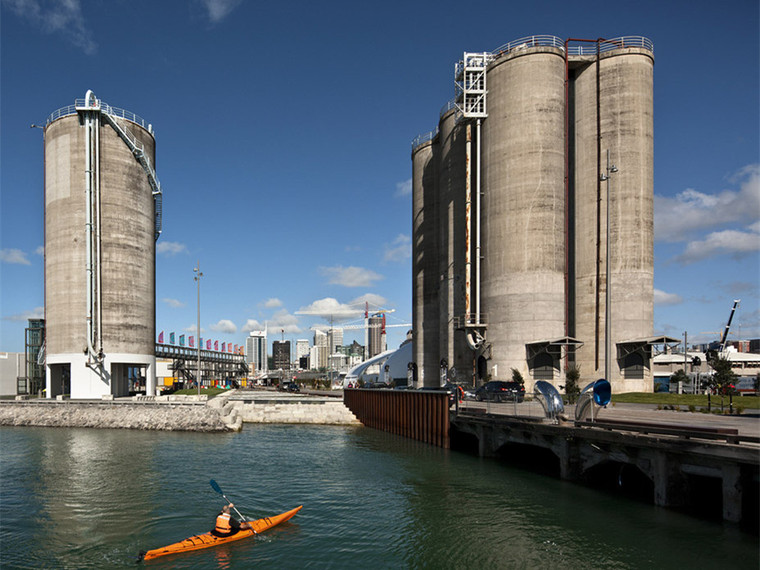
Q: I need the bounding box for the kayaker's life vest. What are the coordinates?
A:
[214,512,232,534]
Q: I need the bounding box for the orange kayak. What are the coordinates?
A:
[139,506,302,562]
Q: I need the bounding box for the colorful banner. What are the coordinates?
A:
[189,336,194,348]
[206,339,211,349]
[169,332,175,345]
[221,342,226,353]
[214,340,219,351]
[229,344,233,353]
[158,331,164,343]
[180,335,185,347]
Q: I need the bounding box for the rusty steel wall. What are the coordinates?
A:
[343,389,450,448]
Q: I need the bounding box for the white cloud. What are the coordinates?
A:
[3,306,44,321]
[210,319,238,334]
[267,310,302,334]
[395,178,412,197]
[4,0,96,54]
[183,324,204,334]
[242,319,264,333]
[383,234,411,263]
[319,265,383,287]
[675,225,760,264]
[156,241,188,256]
[200,0,242,23]
[263,298,282,308]
[655,164,760,242]
[653,289,683,306]
[296,298,365,320]
[349,293,390,312]
[35,246,44,256]
[162,298,185,309]
[0,248,31,265]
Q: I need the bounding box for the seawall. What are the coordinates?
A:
[0,390,360,431]
[0,401,230,432]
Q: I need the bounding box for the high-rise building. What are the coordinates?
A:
[313,330,328,370]
[296,339,310,367]
[368,316,385,358]
[246,330,268,375]
[272,340,291,371]
[328,328,343,353]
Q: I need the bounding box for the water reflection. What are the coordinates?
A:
[1,425,757,569]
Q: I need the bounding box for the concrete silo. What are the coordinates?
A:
[411,130,439,387]
[436,104,471,386]
[571,41,655,390]
[411,36,654,393]
[44,91,162,399]
[481,41,567,383]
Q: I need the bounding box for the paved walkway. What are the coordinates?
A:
[457,399,760,438]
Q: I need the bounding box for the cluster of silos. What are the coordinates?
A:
[412,36,654,393]
[44,91,159,398]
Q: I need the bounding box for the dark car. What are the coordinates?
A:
[475,381,525,403]
[280,382,300,393]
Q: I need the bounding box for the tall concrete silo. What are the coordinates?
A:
[481,43,567,382]
[436,104,471,385]
[412,131,440,387]
[572,43,654,390]
[44,91,162,399]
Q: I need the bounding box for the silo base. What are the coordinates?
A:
[46,353,156,399]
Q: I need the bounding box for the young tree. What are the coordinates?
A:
[670,368,689,390]
[511,368,524,387]
[710,355,738,396]
[565,365,581,404]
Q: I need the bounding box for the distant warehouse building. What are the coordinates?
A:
[412,35,670,394]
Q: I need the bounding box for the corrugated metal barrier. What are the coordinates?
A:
[343,389,450,448]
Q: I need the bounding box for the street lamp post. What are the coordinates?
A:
[600,150,618,384]
[194,262,203,396]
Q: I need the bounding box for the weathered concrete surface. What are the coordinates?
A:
[228,391,360,425]
[0,402,230,432]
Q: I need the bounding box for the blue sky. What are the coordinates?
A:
[1,0,758,355]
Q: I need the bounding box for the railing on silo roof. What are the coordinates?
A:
[411,126,439,152]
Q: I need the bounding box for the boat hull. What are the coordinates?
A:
[140,506,302,561]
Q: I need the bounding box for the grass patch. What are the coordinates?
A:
[171,387,227,398]
[613,392,759,410]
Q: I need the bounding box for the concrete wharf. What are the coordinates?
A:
[344,389,760,525]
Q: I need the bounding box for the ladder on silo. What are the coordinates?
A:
[101,112,163,241]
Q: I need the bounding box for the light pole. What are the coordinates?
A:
[194,262,203,396]
[600,149,618,383]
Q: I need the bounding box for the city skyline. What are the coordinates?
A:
[1,0,758,356]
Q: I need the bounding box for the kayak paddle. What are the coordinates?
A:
[209,479,247,522]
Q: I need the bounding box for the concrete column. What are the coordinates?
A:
[652,450,688,508]
[556,438,582,481]
[722,464,742,523]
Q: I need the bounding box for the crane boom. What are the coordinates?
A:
[720,299,740,352]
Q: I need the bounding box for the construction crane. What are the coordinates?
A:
[720,299,740,352]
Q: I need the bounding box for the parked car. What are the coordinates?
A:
[475,381,525,403]
[280,382,300,393]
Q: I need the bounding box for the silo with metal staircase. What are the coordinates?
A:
[43,91,162,398]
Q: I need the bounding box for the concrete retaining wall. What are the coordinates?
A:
[234,399,360,425]
[0,402,230,432]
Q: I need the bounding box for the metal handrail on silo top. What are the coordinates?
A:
[567,36,654,55]
[490,35,564,57]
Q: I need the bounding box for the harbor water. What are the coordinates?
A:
[1,424,757,569]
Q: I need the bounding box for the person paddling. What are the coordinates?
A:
[211,503,253,537]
